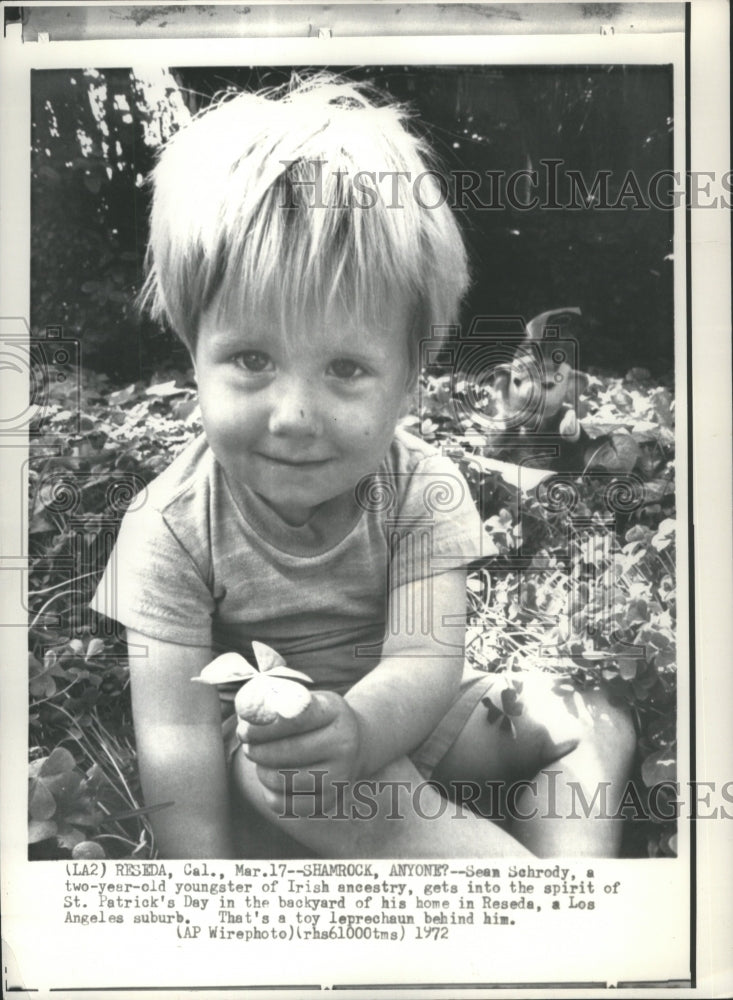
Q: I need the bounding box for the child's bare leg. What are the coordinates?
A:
[230,672,634,858]
[231,750,534,858]
[431,671,636,857]
[508,684,636,856]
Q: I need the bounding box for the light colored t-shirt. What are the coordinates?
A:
[90,427,484,695]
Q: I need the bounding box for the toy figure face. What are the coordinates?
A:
[193,298,412,526]
[506,349,575,422]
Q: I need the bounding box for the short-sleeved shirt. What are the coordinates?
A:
[91,426,484,695]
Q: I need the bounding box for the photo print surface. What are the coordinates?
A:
[28,61,678,864]
[5,6,724,991]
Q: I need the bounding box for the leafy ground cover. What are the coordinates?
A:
[28,362,677,860]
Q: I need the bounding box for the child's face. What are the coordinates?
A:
[193,298,412,525]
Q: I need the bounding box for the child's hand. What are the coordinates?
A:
[238,690,363,817]
[194,646,363,814]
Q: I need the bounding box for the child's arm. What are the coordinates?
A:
[346,567,467,776]
[127,629,234,859]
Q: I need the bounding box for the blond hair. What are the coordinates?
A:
[141,73,469,375]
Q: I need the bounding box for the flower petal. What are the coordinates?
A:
[195,651,256,686]
[252,641,288,674]
[266,664,314,684]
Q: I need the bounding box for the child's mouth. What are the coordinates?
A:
[256,453,332,468]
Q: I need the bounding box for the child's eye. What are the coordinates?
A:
[233,351,273,373]
[328,358,367,380]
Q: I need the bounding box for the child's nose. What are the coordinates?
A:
[267,377,321,437]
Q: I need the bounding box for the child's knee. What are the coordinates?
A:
[509,670,635,773]
[573,685,636,774]
[524,672,636,782]
[511,671,586,762]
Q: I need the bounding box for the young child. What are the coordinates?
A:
[91,75,634,859]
